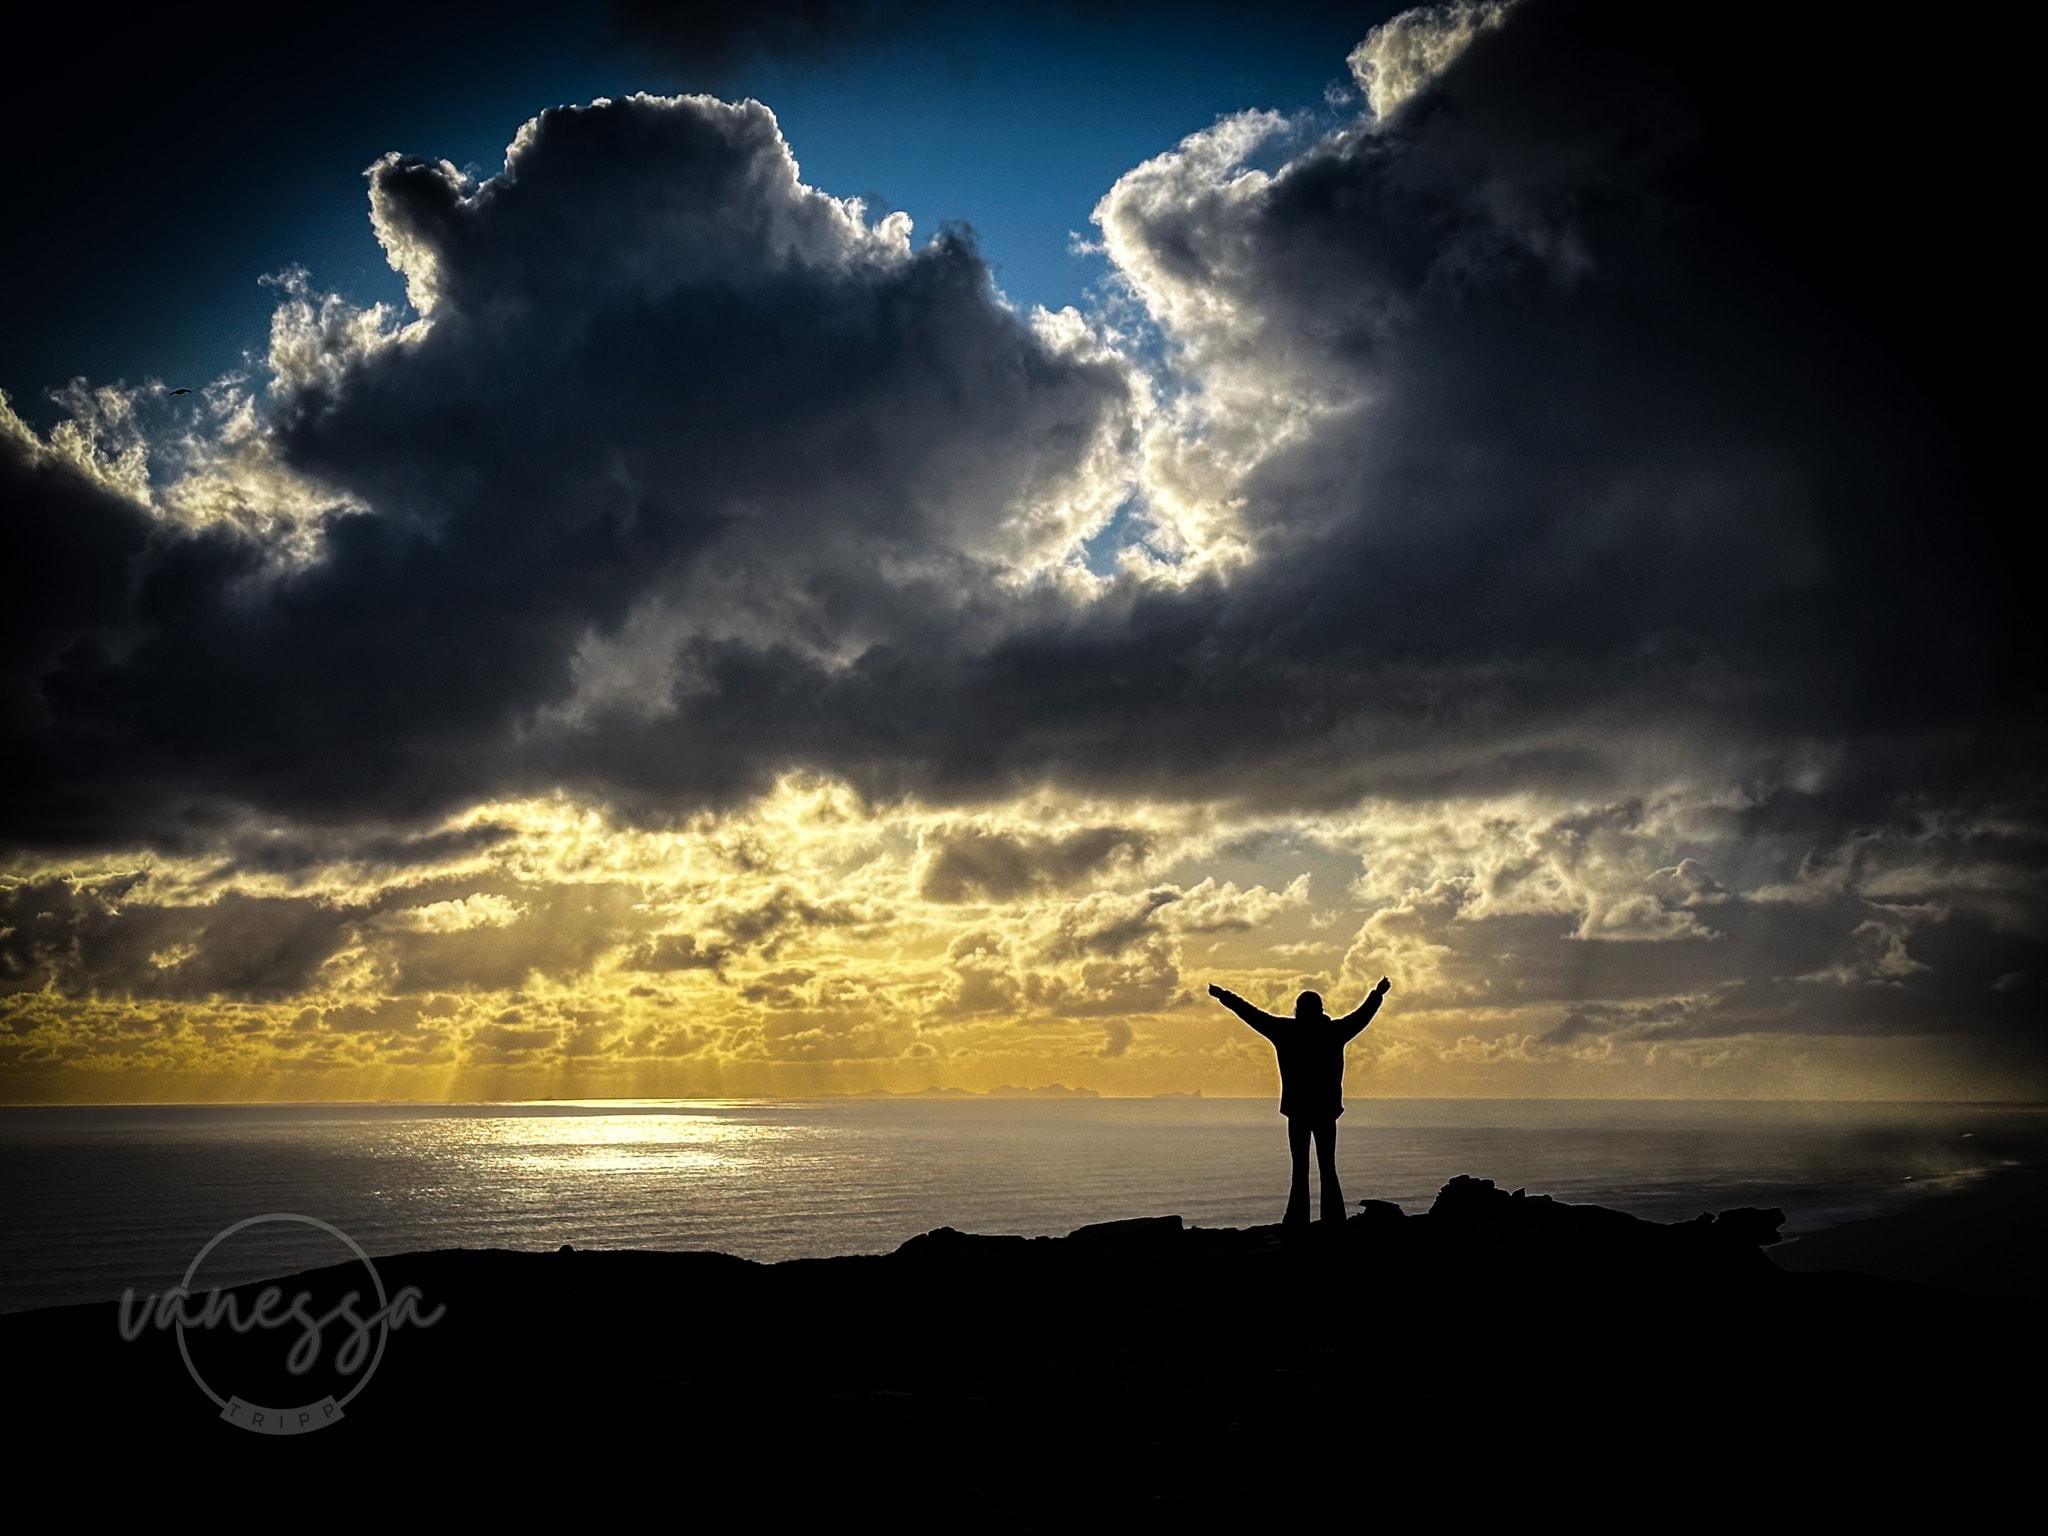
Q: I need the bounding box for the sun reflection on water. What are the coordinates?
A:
[396,1112,794,1181]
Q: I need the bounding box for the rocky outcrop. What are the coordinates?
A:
[1427,1173,1785,1244]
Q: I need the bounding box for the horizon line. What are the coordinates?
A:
[4,1093,2045,1110]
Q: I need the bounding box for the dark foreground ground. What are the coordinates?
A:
[8,1174,2039,1520]
[1769,1163,2046,1300]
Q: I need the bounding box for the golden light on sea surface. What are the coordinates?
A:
[377,1108,811,1193]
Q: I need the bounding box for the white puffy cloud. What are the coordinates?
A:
[1349,2,1513,120]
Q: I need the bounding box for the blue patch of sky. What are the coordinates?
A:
[1082,492,1155,576]
[736,7,1379,319]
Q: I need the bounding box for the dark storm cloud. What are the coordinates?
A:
[0,438,153,703]
[0,91,1131,845]
[1,1,2035,851]
[624,931,729,974]
[373,882,651,992]
[1000,0,2030,808]
[1044,889,1179,962]
[919,825,1153,902]
[514,0,2033,823]
[618,884,878,979]
[0,874,353,1002]
[1413,894,1997,1022]
[0,858,898,1004]
[1545,910,2048,1051]
[203,822,518,882]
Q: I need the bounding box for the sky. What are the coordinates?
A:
[1,0,2038,1104]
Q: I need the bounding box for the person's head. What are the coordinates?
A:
[1295,991,1325,1020]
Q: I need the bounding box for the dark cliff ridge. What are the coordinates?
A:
[896,1172,1793,1269]
[5,1176,2033,1517]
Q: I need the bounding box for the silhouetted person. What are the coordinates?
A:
[1209,978,1391,1226]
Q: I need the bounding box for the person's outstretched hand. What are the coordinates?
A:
[1207,983,1226,999]
[1375,976,1392,995]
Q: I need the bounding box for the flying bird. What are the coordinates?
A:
[168,387,192,396]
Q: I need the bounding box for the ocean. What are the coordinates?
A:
[3,1096,2043,1316]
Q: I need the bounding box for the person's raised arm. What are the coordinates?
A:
[1336,977,1391,1042]
[1208,982,1284,1041]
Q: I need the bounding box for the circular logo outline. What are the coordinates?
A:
[175,1212,391,1413]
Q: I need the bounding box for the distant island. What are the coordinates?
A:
[10,1172,2036,1515]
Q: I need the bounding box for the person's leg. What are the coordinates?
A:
[1314,1119,1344,1221]
[1284,1116,1311,1226]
